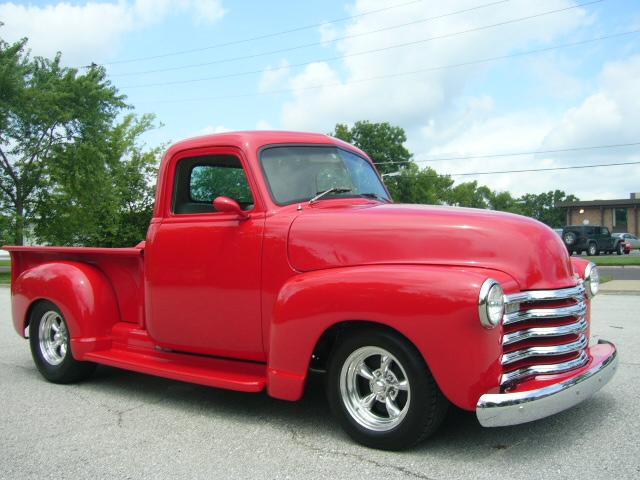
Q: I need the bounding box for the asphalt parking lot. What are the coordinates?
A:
[0,287,638,480]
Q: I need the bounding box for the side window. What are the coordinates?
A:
[173,154,254,214]
[601,227,610,235]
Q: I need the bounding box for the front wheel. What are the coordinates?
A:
[587,243,598,256]
[617,243,625,255]
[327,329,448,450]
[29,300,96,383]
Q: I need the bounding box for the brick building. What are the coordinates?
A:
[557,193,640,235]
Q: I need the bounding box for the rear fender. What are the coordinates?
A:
[267,264,517,410]
[12,261,120,358]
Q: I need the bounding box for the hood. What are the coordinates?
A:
[287,203,575,290]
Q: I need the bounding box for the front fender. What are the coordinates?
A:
[12,261,120,358]
[267,264,517,410]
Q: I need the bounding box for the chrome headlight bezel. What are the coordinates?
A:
[478,278,505,329]
[584,262,599,298]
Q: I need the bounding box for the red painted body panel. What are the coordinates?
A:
[267,265,519,408]
[9,261,121,356]
[288,202,575,290]
[2,131,599,412]
[7,246,144,335]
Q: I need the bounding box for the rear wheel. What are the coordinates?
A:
[327,328,448,450]
[29,300,96,383]
[587,242,598,256]
[617,243,625,255]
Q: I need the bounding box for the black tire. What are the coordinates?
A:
[563,231,576,246]
[616,243,625,255]
[587,242,598,256]
[29,300,96,384]
[327,328,448,450]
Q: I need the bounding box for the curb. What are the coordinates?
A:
[597,265,640,269]
[600,290,640,295]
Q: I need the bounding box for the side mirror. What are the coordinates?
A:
[213,196,249,219]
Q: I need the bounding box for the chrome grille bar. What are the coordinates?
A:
[501,334,588,365]
[501,350,589,386]
[504,283,585,304]
[503,318,587,346]
[503,302,586,326]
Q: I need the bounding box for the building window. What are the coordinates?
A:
[613,208,627,232]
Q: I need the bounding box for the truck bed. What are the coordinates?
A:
[5,245,145,326]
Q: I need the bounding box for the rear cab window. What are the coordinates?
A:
[173,155,254,214]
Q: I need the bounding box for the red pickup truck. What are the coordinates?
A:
[4,131,617,450]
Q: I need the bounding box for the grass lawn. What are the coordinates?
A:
[582,255,640,266]
[0,271,10,284]
[0,259,10,267]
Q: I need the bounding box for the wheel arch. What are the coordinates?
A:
[266,264,513,410]
[12,261,120,357]
[310,320,420,372]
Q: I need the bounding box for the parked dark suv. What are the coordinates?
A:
[562,225,624,255]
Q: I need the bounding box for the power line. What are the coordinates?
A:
[84,0,428,67]
[111,0,509,77]
[133,28,640,104]
[446,160,640,177]
[121,0,603,89]
[374,141,640,165]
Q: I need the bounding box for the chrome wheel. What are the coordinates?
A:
[38,311,68,366]
[340,346,410,431]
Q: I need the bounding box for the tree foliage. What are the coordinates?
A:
[384,163,453,205]
[33,114,160,246]
[516,190,579,228]
[331,121,578,226]
[0,35,158,246]
[331,121,412,174]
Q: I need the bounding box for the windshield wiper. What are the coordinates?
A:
[359,192,391,203]
[309,187,351,204]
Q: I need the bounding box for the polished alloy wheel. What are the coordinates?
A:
[339,346,410,431]
[38,311,68,366]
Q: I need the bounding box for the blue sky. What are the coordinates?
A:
[1,0,639,199]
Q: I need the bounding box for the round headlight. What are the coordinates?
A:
[585,262,599,297]
[478,278,505,328]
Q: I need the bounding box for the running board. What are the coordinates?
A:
[84,348,266,392]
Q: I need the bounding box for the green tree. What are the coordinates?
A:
[331,121,412,174]
[33,114,160,247]
[446,181,490,208]
[0,35,125,245]
[384,163,453,204]
[516,190,579,227]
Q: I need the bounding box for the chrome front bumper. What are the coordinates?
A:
[476,340,618,427]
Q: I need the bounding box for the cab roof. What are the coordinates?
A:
[165,130,368,159]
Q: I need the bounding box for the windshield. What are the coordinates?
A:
[260,146,390,205]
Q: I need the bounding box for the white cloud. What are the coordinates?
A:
[319,22,339,45]
[258,59,290,93]
[197,125,231,135]
[279,0,587,131]
[412,55,640,199]
[255,120,273,130]
[270,0,638,199]
[132,0,225,25]
[0,0,226,65]
[543,55,640,149]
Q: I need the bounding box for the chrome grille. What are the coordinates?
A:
[500,283,589,387]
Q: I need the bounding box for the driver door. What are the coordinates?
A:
[145,147,265,361]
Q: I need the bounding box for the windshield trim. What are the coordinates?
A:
[258,143,390,207]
